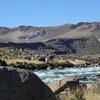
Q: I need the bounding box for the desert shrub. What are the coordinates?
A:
[93,83,100,94]
[71,90,85,100]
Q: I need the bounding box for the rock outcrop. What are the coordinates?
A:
[0,67,56,100]
[48,77,79,94]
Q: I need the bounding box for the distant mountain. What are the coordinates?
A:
[0,22,100,54]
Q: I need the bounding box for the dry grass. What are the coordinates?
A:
[69,88,100,100]
[51,60,67,64]
[62,89,100,100]
[3,59,74,69]
[67,59,87,66]
[4,58,44,65]
[57,83,100,100]
[50,59,74,68]
[4,58,49,69]
[5,59,71,66]
[84,89,100,100]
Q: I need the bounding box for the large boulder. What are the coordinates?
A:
[0,67,56,100]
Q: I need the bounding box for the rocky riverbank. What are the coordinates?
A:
[48,77,100,100]
[0,47,100,70]
[0,58,100,70]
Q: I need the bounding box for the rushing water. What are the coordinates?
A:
[33,66,100,84]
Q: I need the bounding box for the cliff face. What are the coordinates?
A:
[0,67,55,100]
[45,37,100,54]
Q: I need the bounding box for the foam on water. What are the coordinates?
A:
[33,66,100,84]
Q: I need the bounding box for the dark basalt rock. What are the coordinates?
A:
[0,67,56,100]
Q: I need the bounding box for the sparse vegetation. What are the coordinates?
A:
[3,59,74,69]
[0,47,99,70]
[56,83,100,100]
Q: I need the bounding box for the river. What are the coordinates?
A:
[33,66,100,84]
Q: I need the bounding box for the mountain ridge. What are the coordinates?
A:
[0,22,100,54]
[0,22,100,43]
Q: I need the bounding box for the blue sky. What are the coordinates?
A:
[0,0,100,27]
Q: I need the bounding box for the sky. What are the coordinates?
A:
[0,0,100,27]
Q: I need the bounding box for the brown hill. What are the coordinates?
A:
[0,22,100,43]
[0,22,100,54]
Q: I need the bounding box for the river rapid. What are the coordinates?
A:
[33,66,100,84]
